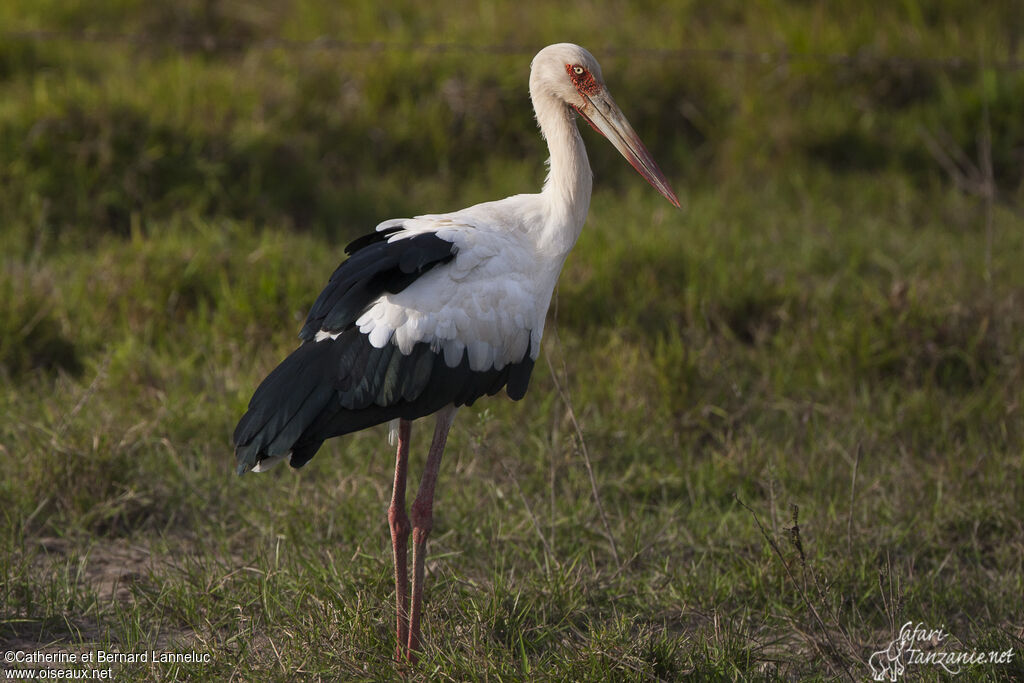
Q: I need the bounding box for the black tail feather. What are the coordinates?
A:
[233,331,536,473]
[233,340,340,473]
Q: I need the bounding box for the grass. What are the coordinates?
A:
[2,1,1024,680]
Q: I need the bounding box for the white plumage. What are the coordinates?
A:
[350,210,553,372]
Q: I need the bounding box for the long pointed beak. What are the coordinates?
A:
[576,90,681,209]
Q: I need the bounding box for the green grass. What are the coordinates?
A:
[2,1,1024,680]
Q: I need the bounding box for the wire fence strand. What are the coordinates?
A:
[5,29,1024,73]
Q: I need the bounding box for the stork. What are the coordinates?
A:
[233,42,680,662]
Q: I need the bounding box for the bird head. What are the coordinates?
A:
[530,43,681,209]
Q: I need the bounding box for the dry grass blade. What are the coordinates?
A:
[544,294,622,570]
[736,496,857,682]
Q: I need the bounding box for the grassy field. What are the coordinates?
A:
[2,1,1023,680]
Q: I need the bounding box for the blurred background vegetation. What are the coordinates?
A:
[2,0,1023,248]
[1,1,1023,679]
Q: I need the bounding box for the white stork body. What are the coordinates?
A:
[234,43,679,662]
[316,51,603,378]
[349,196,577,372]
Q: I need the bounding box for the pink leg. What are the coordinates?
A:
[388,419,413,661]
[407,406,457,660]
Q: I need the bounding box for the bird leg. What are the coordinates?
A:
[388,419,413,661]
[407,405,457,660]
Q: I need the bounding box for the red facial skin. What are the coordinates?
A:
[565,63,602,96]
[566,64,604,134]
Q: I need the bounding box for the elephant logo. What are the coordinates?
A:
[869,638,906,681]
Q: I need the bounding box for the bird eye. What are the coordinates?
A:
[572,65,585,75]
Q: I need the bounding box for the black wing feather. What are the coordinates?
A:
[237,331,535,473]
[299,231,457,340]
[342,225,403,255]
[234,227,536,474]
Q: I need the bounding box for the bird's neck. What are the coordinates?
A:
[534,95,593,256]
